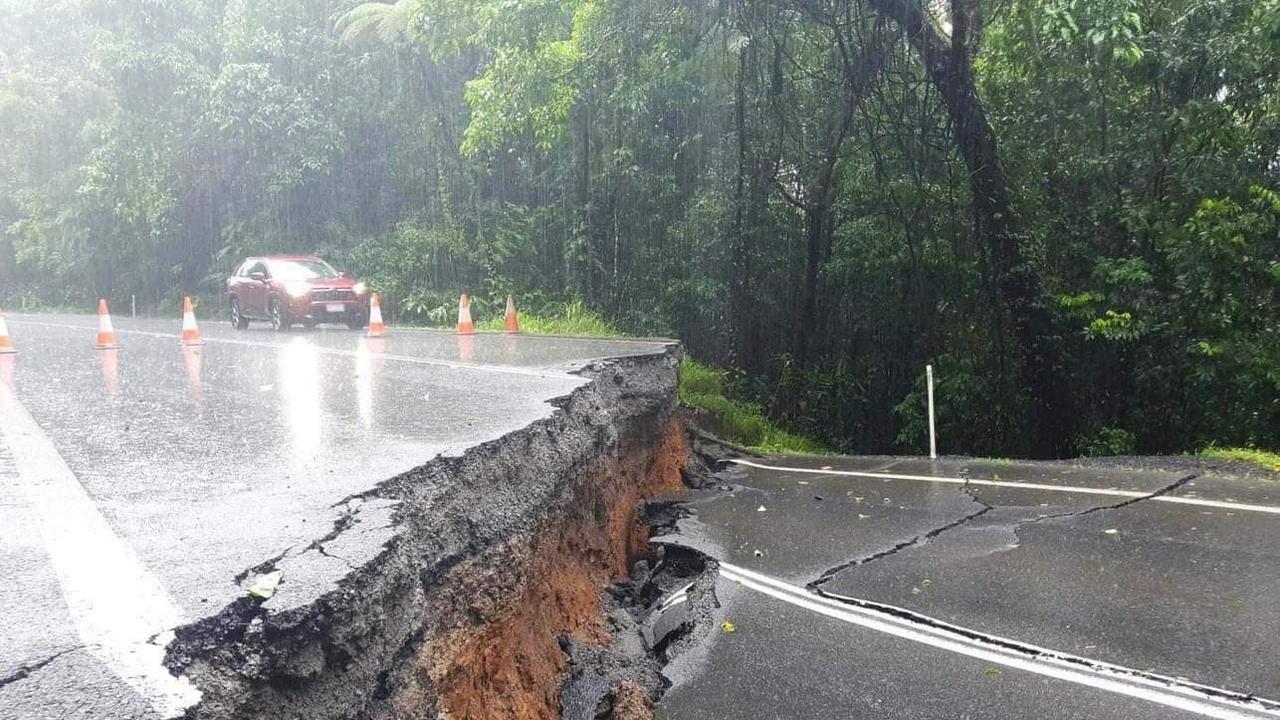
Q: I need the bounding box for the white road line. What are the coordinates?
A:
[0,384,200,716]
[719,562,1280,719]
[730,458,1280,516]
[7,319,581,381]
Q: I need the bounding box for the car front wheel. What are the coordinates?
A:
[269,298,291,332]
[230,298,249,330]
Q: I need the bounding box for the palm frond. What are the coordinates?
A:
[335,0,414,47]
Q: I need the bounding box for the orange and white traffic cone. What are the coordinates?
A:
[503,294,520,334]
[367,293,386,337]
[0,309,15,354]
[180,296,204,346]
[456,293,476,335]
[95,299,120,350]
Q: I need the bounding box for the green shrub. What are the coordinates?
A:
[677,358,727,399]
[679,357,825,454]
[474,297,619,336]
[1075,427,1138,457]
[1200,447,1280,472]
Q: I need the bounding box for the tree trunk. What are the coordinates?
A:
[731,26,754,371]
[868,0,1060,455]
[791,24,886,369]
[573,95,593,301]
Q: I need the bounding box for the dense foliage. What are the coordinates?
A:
[1,0,1277,457]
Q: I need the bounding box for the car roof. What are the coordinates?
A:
[260,255,325,262]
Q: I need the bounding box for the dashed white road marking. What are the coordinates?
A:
[730,459,1280,516]
[719,562,1280,719]
[0,384,199,715]
[7,319,583,381]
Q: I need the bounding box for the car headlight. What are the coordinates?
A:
[285,282,310,298]
[352,281,367,296]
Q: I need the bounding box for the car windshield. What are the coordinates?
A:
[269,259,338,280]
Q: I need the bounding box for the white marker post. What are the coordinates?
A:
[131,294,136,319]
[926,364,937,460]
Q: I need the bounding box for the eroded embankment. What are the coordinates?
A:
[165,348,720,720]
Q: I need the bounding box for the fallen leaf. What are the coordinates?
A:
[247,570,283,600]
[984,665,1001,677]
[721,621,735,633]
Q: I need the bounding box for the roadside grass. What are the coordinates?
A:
[1200,447,1280,473]
[474,298,620,337]
[679,357,826,454]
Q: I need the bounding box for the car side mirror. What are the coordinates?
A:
[249,272,266,282]
[337,271,348,278]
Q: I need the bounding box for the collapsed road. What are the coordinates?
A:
[5,313,1280,720]
[0,314,712,720]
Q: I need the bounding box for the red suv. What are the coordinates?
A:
[226,255,370,331]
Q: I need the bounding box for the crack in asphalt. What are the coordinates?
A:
[0,646,87,689]
[234,545,294,584]
[1011,471,1202,531]
[805,470,1201,593]
[316,544,359,571]
[807,504,994,591]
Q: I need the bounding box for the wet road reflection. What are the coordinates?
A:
[354,338,379,429]
[183,346,203,404]
[278,338,323,472]
[456,333,475,362]
[0,354,13,390]
[98,348,119,398]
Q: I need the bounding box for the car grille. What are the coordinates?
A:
[310,288,355,301]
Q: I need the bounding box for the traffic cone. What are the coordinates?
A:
[180,297,204,346]
[456,293,475,335]
[95,299,120,349]
[0,309,15,354]
[503,294,520,334]
[367,293,386,337]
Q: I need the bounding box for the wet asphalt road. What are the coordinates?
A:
[0,313,670,719]
[657,456,1280,719]
[5,312,1279,720]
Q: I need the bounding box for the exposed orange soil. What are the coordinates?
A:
[396,417,687,720]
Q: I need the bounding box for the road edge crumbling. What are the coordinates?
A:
[165,344,709,719]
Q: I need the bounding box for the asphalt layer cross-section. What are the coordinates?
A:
[657,455,1280,719]
[0,313,671,720]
